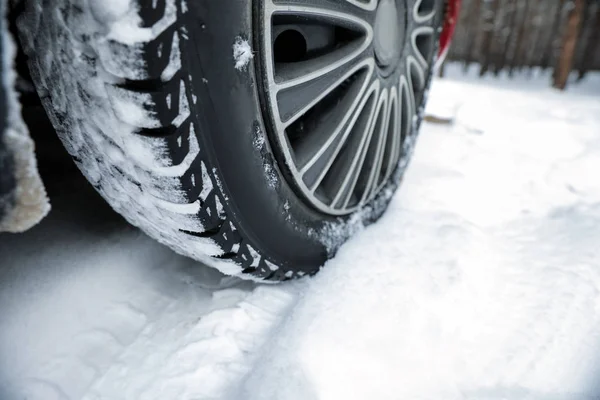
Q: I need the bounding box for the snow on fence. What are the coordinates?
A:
[445,0,600,87]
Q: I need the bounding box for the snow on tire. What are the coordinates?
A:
[16,0,252,275]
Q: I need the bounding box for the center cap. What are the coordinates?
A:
[374,0,405,69]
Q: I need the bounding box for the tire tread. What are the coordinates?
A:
[17,0,289,281]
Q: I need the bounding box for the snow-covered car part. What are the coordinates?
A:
[0,1,49,233]
[16,0,443,280]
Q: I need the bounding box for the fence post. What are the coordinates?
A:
[511,0,532,76]
[479,0,501,76]
[463,0,483,72]
[553,0,585,90]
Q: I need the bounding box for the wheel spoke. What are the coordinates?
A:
[267,4,373,126]
[267,0,377,14]
[266,2,373,41]
[366,85,396,199]
[289,60,374,171]
[407,54,426,97]
[345,0,378,11]
[313,81,380,207]
[413,0,437,24]
[275,41,372,126]
[299,69,376,190]
[396,76,412,167]
[340,88,388,209]
[411,26,435,67]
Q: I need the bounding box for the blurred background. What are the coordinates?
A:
[441,0,599,90]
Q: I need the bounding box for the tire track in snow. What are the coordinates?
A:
[0,175,298,400]
[81,283,299,400]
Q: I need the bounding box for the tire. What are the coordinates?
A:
[16,0,443,281]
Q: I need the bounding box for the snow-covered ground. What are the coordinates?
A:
[1,67,600,400]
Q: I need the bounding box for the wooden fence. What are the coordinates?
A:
[445,0,600,80]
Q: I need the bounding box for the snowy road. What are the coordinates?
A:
[1,69,600,400]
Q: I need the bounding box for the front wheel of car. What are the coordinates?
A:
[16,0,444,281]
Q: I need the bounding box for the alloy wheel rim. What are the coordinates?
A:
[259,0,440,215]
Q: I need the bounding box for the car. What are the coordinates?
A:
[2,0,460,281]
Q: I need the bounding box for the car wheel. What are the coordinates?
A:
[16,0,444,281]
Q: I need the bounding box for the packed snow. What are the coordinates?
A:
[1,67,600,400]
[0,4,49,232]
[233,37,254,71]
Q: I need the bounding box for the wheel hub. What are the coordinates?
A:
[374,0,405,70]
[259,0,440,216]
